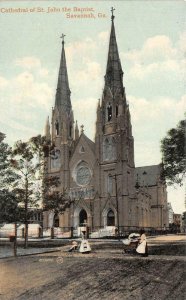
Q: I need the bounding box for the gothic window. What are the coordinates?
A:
[69,124,72,137]
[79,146,85,153]
[107,209,115,226]
[112,137,116,160]
[116,105,118,118]
[55,120,59,135]
[107,103,112,121]
[103,138,109,160]
[51,149,61,169]
[75,161,91,186]
[103,137,116,161]
[107,175,113,194]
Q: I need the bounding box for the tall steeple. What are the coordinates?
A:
[104,8,124,97]
[55,34,71,113]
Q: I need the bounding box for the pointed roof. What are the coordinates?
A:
[135,165,163,187]
[55,35,71,113]
[82,133,95,153]
[74,132,95,155]
[104,10,124,97]
[0,132,6,142]
[44,116,51,140]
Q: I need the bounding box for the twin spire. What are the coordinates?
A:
[105,7,124,97]
[55,8,124,111]
[55,33,71,113]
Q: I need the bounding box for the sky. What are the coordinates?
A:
[0,0,185,213]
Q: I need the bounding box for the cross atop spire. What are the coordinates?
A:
[55,34,71,112]
[104,9,124,97]
[60,34,66,45]
[111,7,115,21]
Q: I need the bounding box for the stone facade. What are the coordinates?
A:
[43,14,168,231]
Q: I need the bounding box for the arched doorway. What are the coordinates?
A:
[79,209,87,226]
[54,214,59,227]
[107,209,115,226]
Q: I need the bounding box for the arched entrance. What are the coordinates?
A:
[79,209,87,226]
[54,214,59,227]
[107,209,115,226]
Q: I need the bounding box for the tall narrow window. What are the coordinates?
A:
[107,175,113,194]
[112,137,116,160]
[107,209,115,226]
[103,138,109,160]
[69,124,72,137]
[55,120,59,135]
[107,103,112,121]
[116,105,118,117]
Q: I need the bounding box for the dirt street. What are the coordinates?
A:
[0,236,185,300]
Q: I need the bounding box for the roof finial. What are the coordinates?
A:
[80,124,84,134]
[111,7,115,21]
[60,33,66,45]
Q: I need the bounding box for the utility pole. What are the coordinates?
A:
[14,223,17,257]
[110,174,122,238]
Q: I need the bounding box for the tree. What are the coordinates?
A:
[0,140,20,223]
[29,135,72,227]
[161,119,186,186]
[10,140,43,248]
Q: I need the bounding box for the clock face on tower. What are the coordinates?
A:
[76,164,91,186]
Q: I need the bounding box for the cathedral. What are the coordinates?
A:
[43,12,168,234]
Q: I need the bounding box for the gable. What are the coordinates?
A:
[70,134,96,170]
[135,165,162,187]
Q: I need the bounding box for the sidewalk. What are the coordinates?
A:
[0,245,61,259]
[0,234,185,259]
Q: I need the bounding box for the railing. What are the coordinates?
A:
[0,225,176,240]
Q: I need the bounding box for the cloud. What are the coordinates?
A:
[66,38,97,64]
[75,60,102,84]
[128,94,186,168]
[177,32,186,55]
[142,35,176,60]
[121,33,185,80]
[0,56,54,145]
[0,76,8,89]
[39,68,49,77]
[15,56,41,69]
[98,31,109,44]
[128,94,186,125]
[5,71,53,108]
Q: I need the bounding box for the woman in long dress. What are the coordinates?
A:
[136,229,148,257]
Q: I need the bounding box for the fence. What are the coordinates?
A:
[0,224,42,238]
[42,225,173,239]
[0,224,176,239]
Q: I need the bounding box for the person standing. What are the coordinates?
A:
[136,229,148,257]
